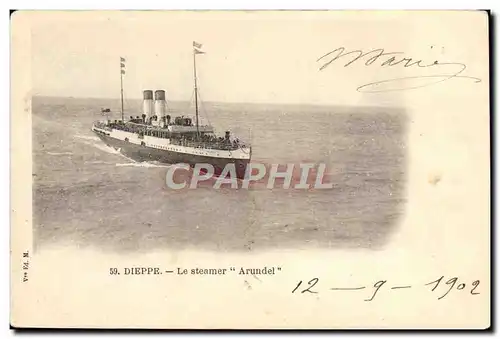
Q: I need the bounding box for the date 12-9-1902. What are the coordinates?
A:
[292,276,481,301]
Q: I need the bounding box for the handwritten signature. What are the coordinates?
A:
[316,47,481,93]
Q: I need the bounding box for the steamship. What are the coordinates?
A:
[91,42,251,178]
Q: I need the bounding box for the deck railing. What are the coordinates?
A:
[93,121,249,151]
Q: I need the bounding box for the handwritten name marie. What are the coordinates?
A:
[316,47,481,93]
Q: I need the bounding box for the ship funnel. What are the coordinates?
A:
[154,90,167,126]
[142,90,154,123]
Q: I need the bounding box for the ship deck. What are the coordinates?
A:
[93,120,250,152]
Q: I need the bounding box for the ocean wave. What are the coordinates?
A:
[85,160,115,165]
[79,138,135,163]
[47,151,73,156]
[78,139,143,169]
[115,161,172,168]
[74,134,100,141]
[90,142,122,155]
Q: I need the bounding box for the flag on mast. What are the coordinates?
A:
[193,41,205,54]
[120,57,126,74]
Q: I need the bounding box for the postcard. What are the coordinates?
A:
[11,10,490,329]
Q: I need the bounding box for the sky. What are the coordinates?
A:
[25,10,486,106]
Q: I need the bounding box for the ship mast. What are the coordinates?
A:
[120,57,126,122]
[193,48,199,136]
[192,41,205,137]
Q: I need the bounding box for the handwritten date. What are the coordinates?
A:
[292,276,481,301]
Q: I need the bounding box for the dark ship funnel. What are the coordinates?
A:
[154,90,166,101]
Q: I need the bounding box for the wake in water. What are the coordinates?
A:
[47,151,73,156]
[73,133,180,169]
[73,133,137,163]
[74,134,100,142]
[84,160,117,165]
[90,142,122,155]
[115,161,174,168]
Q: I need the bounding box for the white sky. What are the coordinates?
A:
[26,10,485,106]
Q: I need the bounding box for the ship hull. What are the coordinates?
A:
[94,133,250,179]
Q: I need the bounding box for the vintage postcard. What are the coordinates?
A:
[11,10,490,329]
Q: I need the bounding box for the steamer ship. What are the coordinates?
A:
[91,42,251,178]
